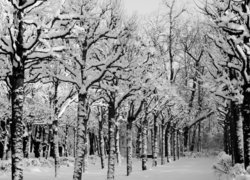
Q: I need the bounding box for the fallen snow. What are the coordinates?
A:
[0,157,216,180]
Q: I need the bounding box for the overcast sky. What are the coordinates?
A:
[122,0,198,16]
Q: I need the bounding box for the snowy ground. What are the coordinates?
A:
[0,157,216,180]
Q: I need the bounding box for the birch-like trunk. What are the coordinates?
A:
[73,92,88,180]
[10,6,25,180]
[83,131,89,173]
[107,101,116,180]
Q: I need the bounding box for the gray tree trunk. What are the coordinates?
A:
[73,93,88,180]
[142,115,148,170]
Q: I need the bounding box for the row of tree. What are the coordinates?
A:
[0,0,232,180]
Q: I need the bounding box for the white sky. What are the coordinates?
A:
[122,0,198,16]
[122,0,161,15]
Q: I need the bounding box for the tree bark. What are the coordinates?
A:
[98,109,105,169]
[73,92,88,180]
[64,125,69,157]
[165,124,171,162]
[83,131,89,173]
[242,90,250,168]
[197,122,201,152]
[172,128,177,161]
[161,123,165,165]
[177,130,180,160]
[127,119,133,176]
[53,119,59,178]
[107,101,116,180]
[142,115,148,170]
[10,6,26,180]
[136,125,142,158]
[189,125,197,152]
[152,115,158,167]
[115,124,121,166]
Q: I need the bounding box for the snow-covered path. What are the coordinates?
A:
[0,157,216,180]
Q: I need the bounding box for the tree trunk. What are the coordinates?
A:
[2,124,9,160]
[152,115,158,167]
[45,126,52,159]
[234,103,244,164]
[172,128,177,161]
[83,131,89,173]
[177,130,180,160]
[224,115,230,154]
[107,101,116,180]
[136,125,142,158]
[189,125,197,152]
[242,90,250,168]
[115,125,121,166]
[10,65,24,180]
[141,115,148,170]
[165,125,171,162]
[73,127,76,158]
[98,113,105,169]
[73,92,88,180]
[161,124,165,165]
[197,122,201,152]
[53,119,59,178]
[183,126,189,152]
[10,6,25,180]
[65,125,69,157]
[127,119,133,176]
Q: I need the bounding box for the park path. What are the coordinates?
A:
[0,157,216,180]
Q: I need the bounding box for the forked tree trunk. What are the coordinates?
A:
[127,119,133,176]
[98,111,105,169]
[152,115,158,167]
[142,115,148,170]
[107,101,116,180]
[73,92,88,180]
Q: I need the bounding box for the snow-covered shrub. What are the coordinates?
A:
[213,152,246,180]
[0,160,11,174]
